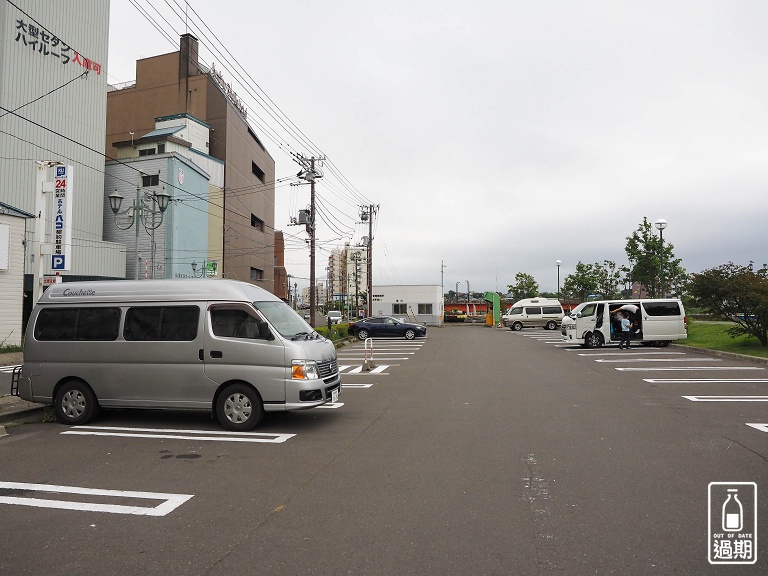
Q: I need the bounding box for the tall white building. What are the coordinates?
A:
[0,1,124,322]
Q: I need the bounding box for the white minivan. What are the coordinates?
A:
[561,299,687,348]
[503,297,565,331]
[14,279,341,430]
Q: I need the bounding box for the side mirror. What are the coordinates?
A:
[575,312,582,318]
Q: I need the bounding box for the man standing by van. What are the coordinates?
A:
[617,312,632,349]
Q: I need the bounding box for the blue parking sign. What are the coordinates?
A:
[51,255,66,270]
[56,166,67,178]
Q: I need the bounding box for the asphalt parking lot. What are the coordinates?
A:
[1,326,767,574]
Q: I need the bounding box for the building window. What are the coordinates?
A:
[251,214,264,231]
[251,161,265,182]
[393,303,407,314]
[138,147,156,156]
[157,143,166,154]
[250,267,263,281]
[142,174,160,187]
[418,304,433,315]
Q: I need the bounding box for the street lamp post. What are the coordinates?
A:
[466,280,470,316]
[191,260,217,278]
[109,186,170,280]
[555,260,562,300]
[654,218,668,297]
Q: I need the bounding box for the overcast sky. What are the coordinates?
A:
[108,1,768,294]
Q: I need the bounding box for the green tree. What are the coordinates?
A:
[561,262,597,301]
[688,262,768,346]
[507,273,539,301]
[625,217,687,297]
[594,260,626,300]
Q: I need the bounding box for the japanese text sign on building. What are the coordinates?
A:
[708,482,757,565]
[13,18,101,74]
[50,165,73,271]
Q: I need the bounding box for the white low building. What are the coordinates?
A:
[370,285,443,326]
[0,202,34,346]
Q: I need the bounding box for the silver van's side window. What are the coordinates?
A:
[124,306,199,341]
[542,306,562,314]
[35,307,121,341]
[210,307,271,340]
[525,307,542,314]
[643,302,681,316]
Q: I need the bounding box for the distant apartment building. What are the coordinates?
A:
[328,242,369,311]
[106,34,276,289]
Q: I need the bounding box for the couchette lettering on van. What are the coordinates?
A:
[61,288,96,296]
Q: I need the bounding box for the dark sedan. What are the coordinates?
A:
[348,316,427,340]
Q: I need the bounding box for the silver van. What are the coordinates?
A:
[15,279,341,430]
[503,297,565,330]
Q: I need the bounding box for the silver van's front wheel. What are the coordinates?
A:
[216,384,263,431]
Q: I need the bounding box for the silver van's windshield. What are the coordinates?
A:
[252,301,315,339]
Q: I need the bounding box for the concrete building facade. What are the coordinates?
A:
[106,34,276,289]
[0,1,125,293]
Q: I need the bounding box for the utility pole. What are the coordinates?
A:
[295,155,324,327]
[361,204,378,319]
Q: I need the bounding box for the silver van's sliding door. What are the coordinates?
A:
[111,305,212,409]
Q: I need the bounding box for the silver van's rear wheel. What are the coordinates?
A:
[54,379,99,425]
[216,383,263,431]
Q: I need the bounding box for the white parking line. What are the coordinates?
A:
[596,357,720,363]
[0,481,193,516]
[342,366,391,374]
[577,352,684,356]
[683,396,768,402]
[61,426,295,443]
[341,383,375,388]
[0,364,20,373]
[746,423,768,433]
[317,402,344,409]
[644,378,768,383]
[617,366,765,371]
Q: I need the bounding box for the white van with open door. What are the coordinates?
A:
[561,299,687,348]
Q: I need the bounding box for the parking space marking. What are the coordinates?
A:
[644,378,768,383]
[0,364,20,374]
[616,366,765,372]
[683,396,768,402]
[341,365,391,374]
[746,423,768,433]
[578,352,684,356]
[341,383,374,388]
[317,402,344,409]
[596,357,721,363]
[0,481,193,516]
[61,426,295,443]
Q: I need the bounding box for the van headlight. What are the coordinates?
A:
[292,360,319,380]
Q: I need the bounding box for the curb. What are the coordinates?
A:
[669,343,768,366]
